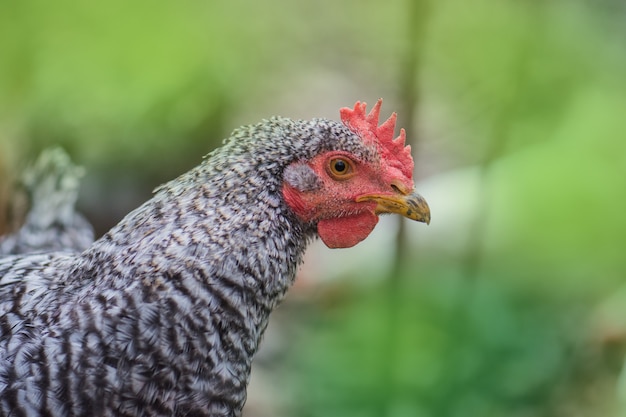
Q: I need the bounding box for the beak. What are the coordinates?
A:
[356,188,431,225]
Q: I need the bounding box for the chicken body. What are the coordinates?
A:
[0,103,429,416]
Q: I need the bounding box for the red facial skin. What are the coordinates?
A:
[282,150,414,248]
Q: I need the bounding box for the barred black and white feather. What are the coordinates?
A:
[0,117,377,417]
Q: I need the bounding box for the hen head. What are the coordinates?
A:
[282,99,430,249]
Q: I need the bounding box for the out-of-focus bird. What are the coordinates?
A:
[0,100,430,417]
[0,147,94,256]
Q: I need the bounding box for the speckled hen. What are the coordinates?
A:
[0,100,430,417]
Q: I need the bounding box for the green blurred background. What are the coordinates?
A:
[1,0,625,416]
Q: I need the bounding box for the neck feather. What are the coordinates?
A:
[76,119,329,354]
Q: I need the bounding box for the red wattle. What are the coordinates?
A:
[317,212,379,249]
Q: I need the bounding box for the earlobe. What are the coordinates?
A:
[283,163,322,192]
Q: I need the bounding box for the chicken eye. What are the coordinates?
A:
[333,159,347,172]
[328,157,354,179]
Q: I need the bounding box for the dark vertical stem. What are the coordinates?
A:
[380,1,431,415]
[392,0,431,279]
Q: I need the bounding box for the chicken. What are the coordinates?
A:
[0,147,94,256]
[0,100,430,417]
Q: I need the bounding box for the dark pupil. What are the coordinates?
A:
[334,160,347,172]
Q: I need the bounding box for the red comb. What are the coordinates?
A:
[339,99,414,180]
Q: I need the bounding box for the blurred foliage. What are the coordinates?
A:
[1,0,626,416]
[283,273,584,417]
